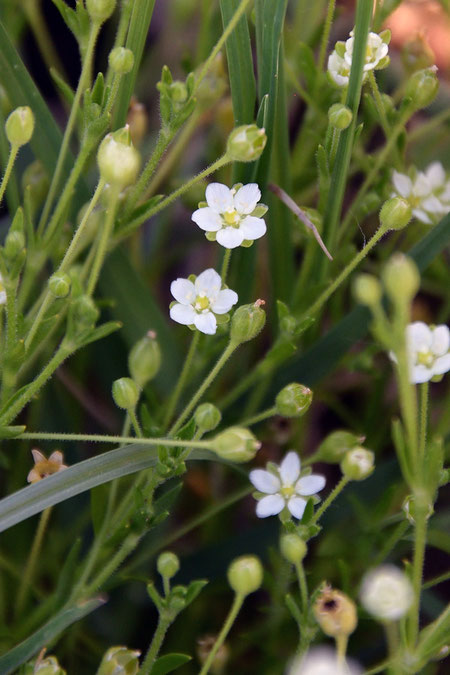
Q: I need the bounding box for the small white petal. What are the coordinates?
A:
[413,173,432,197]
[279,452,301,486]
[194,311,217,335]
[392,172,412,198]
[432,353,450,377]
[256,494,285,518]
[431,325,450,356]
[411,364,432,384]
[412,208,432,224]
[210,288,238,314]
[205,183,234,213]
[425,161,446,189]
[170,303,196,325]
[239,216,267,241]
[234,183,261,215]
[287,496,307,520]
[192,207,222,231]
[216,227,245,249]
[407,322,432,351]
[249,469,281,494]
[421,195,446,214]
[195,268,222,296]
[295,474,326,496]
[170,278,196,304]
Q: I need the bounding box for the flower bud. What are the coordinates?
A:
[128,332,161,387]
[4,230,25,259]
[194,402,222,432]
[360,565,413,621]
[316,430,364,463]
[30,655,66,675]
[340,447,375,481]
[157,551,180,580]
[226,124,267,162]
[97,127,140,189]
[227,555,263,596]
[86,0,116,22]
[402,494,433,525]
[380,197,412,231]
[313,587,357,638]
[109,47,134,74]
[5,106,35,147]
[353,274,382,307]
[97,646,141,675]
[212,427,261,463]
[382,253,420,305]
[405,66,439,110]
[328,103,353,130]
[112,377,140,410]
[275,383,313,418]
[280,533,307,564]
[71,294,99,329]
[230,300,266,344]
[49,273,71,298]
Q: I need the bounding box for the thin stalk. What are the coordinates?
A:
[23,0,67,79]
[317,0,336,74]
[373,520,409,566]
[129,409,143,437]
[408,511,427,647]
[86,190,120,296]
[384,621,401,675]
[105,0,134,89]
[311,476,350,524]
[240,406,277,427]
[199,594,245,675]
[82,534,139,597]
[336,634,348,669]
[163,331,200,430]
[418,382,428,464]
[139,615,172,675]
[423,570,450,590]
[221,249,232,283]
[103,72,122,116]
[16,507,52,616]
[0,145,19,205]
[368,70,391,138]
[295,561,308,614]
[19,431,213,450]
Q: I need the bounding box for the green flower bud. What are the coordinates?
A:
[194,402,222,432]
[280,533,307,564]
[71,295,99,328]
[5,106,35,146]
[353,274,382,307]
[157,551,180,580]
[30,655,66,675]
[230,300,266,344]
[4,230,25,259]
[275,383,313,418]
[97,646,141,675]
[316,430,364,463]
[226,124,267,162]
[340,447,375,481]
[405,66,439,110]
[86,0,116,22]
[212,427,261,463]
[128,332,161,387]
[380,197,412,231]
[22,160,49,213]
[97,127,140,189]
[109,47,134,74]
[112,377,140,410]
[328,103,353,130]
[314,586,357,638]
[49,273,71,298]
[382,253,420,305]
[227,555,263,596]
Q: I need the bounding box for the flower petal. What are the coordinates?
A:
[421,195,446,214]
[412,208,432,224]
[287,496,307,520]
[392,171,412,198]
[210,288,238,314]
[411,364,432,384]
[239,216,267,241]
[407,322,432,351]
[295,474,326,496]
[194,311,217,335]
[205,183,234,213]
[195,268,222,296]
[249,469,281,494]
[432,353,450,377]
[234,183,261,215]
[171,278,196,304]
[425,161,446,189]
[216,227,245,249]
[170,303,196,326]
[431,325,450,356]
[256,494,285,518]
[279,451,301,486]
[413,173,432,197]
[192,207,222,231]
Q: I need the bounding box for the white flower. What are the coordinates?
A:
[405,322,450,383]
[0,273,6,306]
[192,182,267,249]
[392,162,450,224]
[360,565,413,621]
[249,451,326,520]
[327,51,351,87]
[169,268,238,335]
[345,31,389,73]
[288,647,362,675]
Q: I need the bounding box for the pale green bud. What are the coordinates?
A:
[157,551,180,579]
[212,427,261,463]
[227,555,263,596]
[380,197,412,231]
[97,127,140,188]
[382,253,420,304]
[353,274,382,307]
[112,377,139,410]
[86,0,116,22]
[4,230,25,259]
[49,273,71,298]
[275,383,313,418]
[72,295,99,328]
[230,300,266,344]
[280,534,307,564]
[32,655,66,674]
[109,47,134,74]
[226,124,267,162]
[97,646,141,675]
[317,430,364,463]
[405,66,439,110]
[5,106,35,146]
[128,332,161,387]
[194,402,221,432]
[314,587,357,638]
[328,103,353,130]
[340,447,375,481]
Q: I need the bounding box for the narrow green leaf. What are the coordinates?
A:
[152,653,192,675]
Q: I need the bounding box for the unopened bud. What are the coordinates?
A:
[230,300,266,344]
[353,274,382,307]
[280,534,307,565]
[226,124,267,162]
[5,106,35,146]
[86,0,116,22]
[382,253,420,304]
[31,655,66,675]
[360,565,413,621]
[314,587,357,638]
[49,273,71,298]
[71,295,99,328]
[194,403,221,432]
[4,230,25,259]
[227,555,263,596]
[275,383,313,418]
[157,551,180,580]
[328,103,353,130]
[341,447,374,481]
[97,127,140,189]
[97,646,141,675]
[128,332,161,387]
[405,66,439,110]
[112,377,139,410]
[316,430,364,463]
[109,47,134,74]
[380,197,412,231]
[212,427,261,463]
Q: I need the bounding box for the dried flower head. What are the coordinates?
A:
[27,449,68,483]
[313,586,358,638]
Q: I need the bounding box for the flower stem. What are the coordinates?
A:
[86,189,120,297]
[295,561,308,614]
[221,248,232,283]
[19,430,213,449]
[0,145,19,205]
[311,476,350,524]
[199,593,245,675]
[163,331,200,430]
[368,70,391,138]
[129,409,143,437]
[16,506,52,616]
[317,0,336,74]
[418,382,429,465]
[408,510,427,647]
[140,614,172,675]
[240,406,277,427]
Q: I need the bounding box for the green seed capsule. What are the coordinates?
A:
[227,555,263,596]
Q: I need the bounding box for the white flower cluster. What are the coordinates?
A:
[328,30,390,87]
[392,162,450,225]
[404,322,450,384]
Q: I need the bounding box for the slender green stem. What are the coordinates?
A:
[336,634,349,669]
[423,569,450,590]
[140,615,172,675]
[105,0,134,89]
[87,190,120,296]
[169,341,238,436]
[5,279,17,356]
[368,71,391,138]
[317,0,336,74]
[394,303,419,467]
[0,145,19,205]
[103,72,121,116]
[82,533,139,598]
[408,511,427,647]
[23,0,67,78]
[418,382,429,464]
[163,331,200,430]
[129,409,143,437]
[221,249,232,283]
[19,431,213,449]
[16,507,52,616]
[199,593,245,675]
[240,406,276,427]
[295,561,308,614]
[407,107,450,145]
[311,476,350,524]
[373,520,409,567]
[384,621,401,675]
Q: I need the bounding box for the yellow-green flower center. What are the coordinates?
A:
[417,350,434,367]
[281,485,295,498]
[194,295,210,311]
[223,209,240,226]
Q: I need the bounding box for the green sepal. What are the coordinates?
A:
[251,203,268,217]
[335,41,346,58]
[240,239,253,248]
[205,232,217,241]
[0,425,26,439]
[215,312,230,325]
[152,654,192,675]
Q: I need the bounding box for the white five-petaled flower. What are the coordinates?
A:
[169,268,238,335]
[404,322,450,384]
[327,51,351,87]
[328,30,389,87]
[249,451,326,520]
[192,182,267,249]
[392,162,450,224]
[360,565,413,622]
